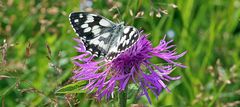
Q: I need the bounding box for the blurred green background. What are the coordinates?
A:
[1,0,240,106]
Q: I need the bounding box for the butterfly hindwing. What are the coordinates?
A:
[119,26,139,52]
[106,26,139,60]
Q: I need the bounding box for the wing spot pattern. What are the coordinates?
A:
[92,25,99,30]
[74,19,79,23]
[124,27,130,34]
[81,24,88,28]
[129,30,135,37]
[79,14,83,18]
[84,27,91,33]
[92,28,101,35]
[85,18,94,23]
[101,32,111,38]
[99,19,111,27]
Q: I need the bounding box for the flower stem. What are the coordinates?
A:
[119,87,128,107]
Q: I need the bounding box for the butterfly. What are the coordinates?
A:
[69,12,140,60]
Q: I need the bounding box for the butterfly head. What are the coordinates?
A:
[112,22,125,31]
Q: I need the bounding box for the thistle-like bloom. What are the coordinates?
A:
[72,34,186,103]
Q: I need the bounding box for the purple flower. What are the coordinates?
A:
[72,34,186,103]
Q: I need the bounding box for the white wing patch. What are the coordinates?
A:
[101,32,111,38]
[92,25,99,30]
[123,27,130,33]
[99,41,108,50]
[81,24,88,28]
[84,27,91,33]
[79,14,83,18]
[89,36,109,51]
[99,19,112,27]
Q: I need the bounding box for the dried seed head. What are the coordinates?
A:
[207,66,215,77]
[129,9,133,16]
[135,11,144,18]
[149,11,154,16]
[85,7,93,12]
[161,10,168,15]
[26,42,32,58]
[107,0,113,4]
[135,12,141,18]
[108,6,114,12]
[156,12,161,18]
[113,2,122,8]
[170,3,178,8]
[140,11,144,16]
[0,1,3,8]
[113,14,119,19]
[47,7,59,15]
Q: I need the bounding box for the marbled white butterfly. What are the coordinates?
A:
[69,12,140,60]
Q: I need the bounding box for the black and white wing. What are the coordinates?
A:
[69,12,115,57]
[70,12,141,61]
[106,26,140,60]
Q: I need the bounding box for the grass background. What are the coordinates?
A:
[0,0,240,106]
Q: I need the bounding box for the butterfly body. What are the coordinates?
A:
[69,12,140,60]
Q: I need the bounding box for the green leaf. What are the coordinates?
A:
[55,81,87,94]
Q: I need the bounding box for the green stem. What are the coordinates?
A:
[119,86,128,107]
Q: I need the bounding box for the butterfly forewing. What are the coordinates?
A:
[69,12,115,57]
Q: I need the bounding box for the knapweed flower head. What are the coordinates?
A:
[72,34,186,103]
